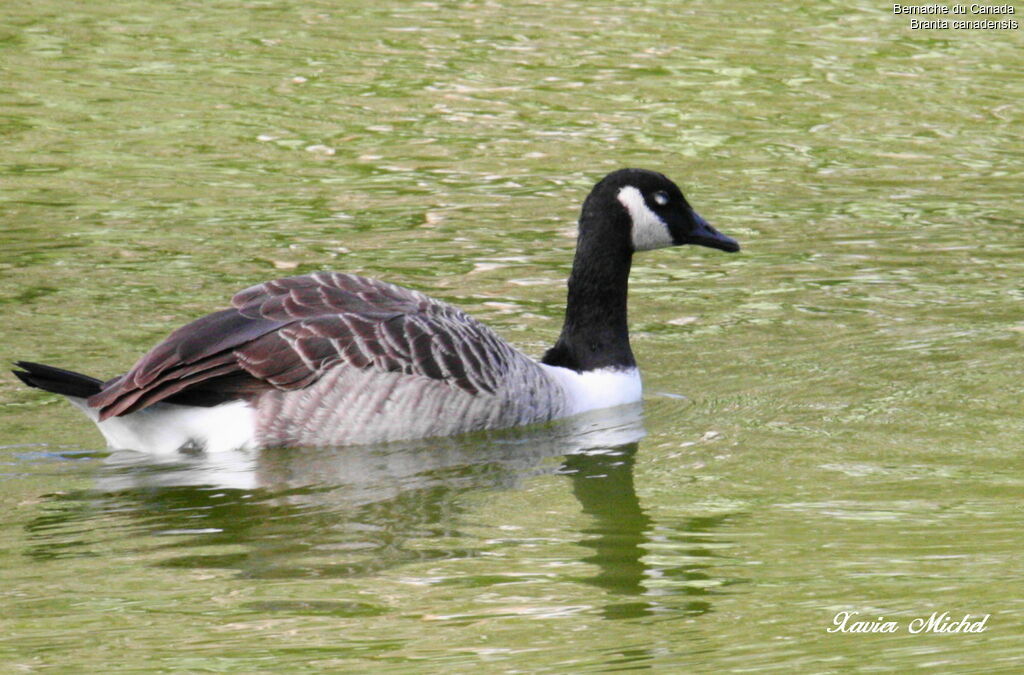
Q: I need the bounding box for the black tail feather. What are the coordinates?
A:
[12,361,104,399]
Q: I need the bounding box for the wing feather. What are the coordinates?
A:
[88,273,524,419]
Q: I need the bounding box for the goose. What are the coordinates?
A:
[13,168,739,453]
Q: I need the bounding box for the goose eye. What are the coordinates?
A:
[652,191,669,206]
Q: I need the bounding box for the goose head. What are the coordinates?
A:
[580,168,740,255]
[544,168,740,373]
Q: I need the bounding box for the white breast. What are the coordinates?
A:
[538,364,642,416]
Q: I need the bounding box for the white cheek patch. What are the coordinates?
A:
[617,185,675,251]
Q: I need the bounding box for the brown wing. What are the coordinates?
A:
[88,272,520,420]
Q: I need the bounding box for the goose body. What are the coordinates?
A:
[14,169,738,453]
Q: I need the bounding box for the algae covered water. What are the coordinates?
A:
[2,1,1022,671]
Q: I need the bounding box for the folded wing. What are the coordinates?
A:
[88,272,522,420]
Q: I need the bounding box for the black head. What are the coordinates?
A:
[582,168,740,254]
[544,169,738,373]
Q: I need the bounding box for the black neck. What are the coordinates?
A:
[542,206,636,372]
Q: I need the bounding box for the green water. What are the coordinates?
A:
[2,0,1022,671]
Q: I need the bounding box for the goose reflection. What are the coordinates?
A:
[561,447,732,619]
[562,445,654,618]
[26,403,739,618]
[94,403,648,497]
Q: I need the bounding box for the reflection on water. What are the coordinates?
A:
[93,403,648,496]
[23,404,742,620]
[564,447,742,620]
[564,446,652,616]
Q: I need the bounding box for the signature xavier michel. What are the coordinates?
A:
[829,611,990,634]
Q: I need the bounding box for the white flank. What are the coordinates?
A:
[539,364,642,416]
[67,397,256,454]
[618,185,674,251]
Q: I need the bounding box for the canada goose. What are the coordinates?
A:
[14,168,739,453]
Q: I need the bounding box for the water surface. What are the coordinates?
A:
[2,0,1022,671]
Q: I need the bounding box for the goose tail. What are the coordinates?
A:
[13,360,256,453]
[12,361,104,399]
